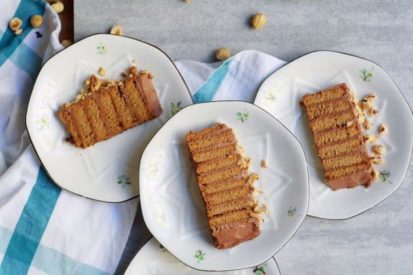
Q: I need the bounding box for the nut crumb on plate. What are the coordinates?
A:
[261,159,268,168]
[97,67,106,77]
[372,144,385,155]
[378,124,388,135]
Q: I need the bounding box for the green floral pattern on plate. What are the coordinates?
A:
[379,170,391,182]
[36,117,50,131]
[170,101,183,116]
[253,263,267,275]
[236,110,250,123]
[117,174,131,185]
[360,68,373,82]
[97,42,107,55]
[194,249,205,263]
[288,207,297,217]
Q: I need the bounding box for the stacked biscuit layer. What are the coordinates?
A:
[186,123,260,249]
[301,83,374,190]
[57,67,162,148]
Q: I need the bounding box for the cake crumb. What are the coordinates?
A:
[372,144,385,155]
[97,67,106,77]
[362,119,371,130]
[363,135,377,144]
[372,169,379,181]
[261,159,268,168]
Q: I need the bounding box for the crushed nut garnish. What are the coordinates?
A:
[97,67,106,77]
[372,144,385,155]
[261,160,268,168]
[346,120,354,128]
[363,135,377,143]
[362,119,371,130]
[371,155,384,164]
[378,124,388,135]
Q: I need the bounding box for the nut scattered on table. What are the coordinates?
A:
[51,1,64,14]
[9,17,22,32]
[251,13,267,29]
[215,47,231,61]
[97,67,106,77]
[30,15,43,28]
[61,39,72,48]
[110,25,124,36]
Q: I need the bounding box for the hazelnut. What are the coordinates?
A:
[372,144,385,155]
[14,29,23,35]
[378,124,388,135]
[367,108,378,116]
[251,13,267,29]
[372,169,379,181]
[371,155,385,164]
[9,17,22,31]
[30,15,43,28]
[346,120,354,128]
[362,119,371,130]
[110,25,123,36]
[363,135,377,144]
[51,1,64,13]
[261,159,268,168]
[363,93,377,101]
[97,67,106,77]
[215,47,231,61]
[61,39,72,48]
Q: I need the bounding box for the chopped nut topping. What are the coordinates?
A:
[372,169,379,181]
[97,67,106,77]
[378,124,388,135]
[346,120,354,128]
[251,13,267,29]
[372,144,385,155]
[215,48,231,61]
[371,155,384,164]
[261,160,268,168]
[364,93,377,101]
[362,119,371,130]
[51,1,64,13]
[367,108,378,116]
[9,17,22,31]
[363,135,377,144]
[61,39,72,48]
[110,25,123,36]
[30,15,43,28]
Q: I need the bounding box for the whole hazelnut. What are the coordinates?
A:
[215,48,231,61]
[51,1,64,14]
[9,17,22,31]
[30,15,43,28]
[251,13,267,29]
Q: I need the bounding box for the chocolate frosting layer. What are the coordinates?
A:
[137,73,163,117]
[211,218,260,249]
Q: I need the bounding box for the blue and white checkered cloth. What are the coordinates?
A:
[0,1,285,274]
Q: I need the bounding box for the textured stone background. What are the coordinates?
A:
[75,1,413,274]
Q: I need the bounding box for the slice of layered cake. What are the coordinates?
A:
[185,123,261,249]
[301,83,374,190]
[57,66,162,148]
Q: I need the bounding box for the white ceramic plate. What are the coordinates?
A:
[26,34,192,202]
[140,101,309,271]
[125,237,281,275]
[255,51,413,219]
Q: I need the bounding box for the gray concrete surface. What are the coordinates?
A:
[75,1,413,274]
